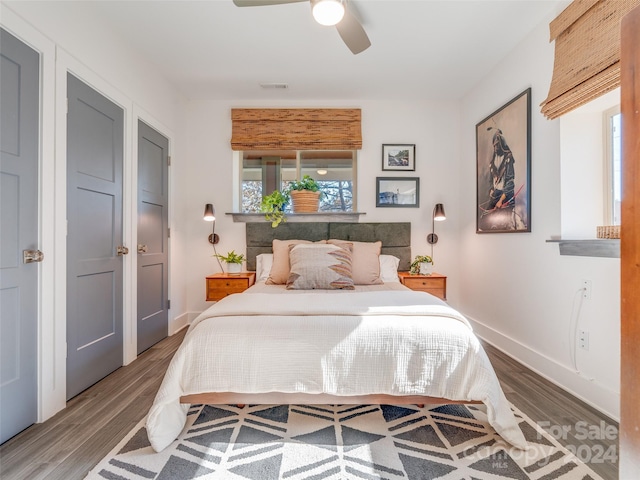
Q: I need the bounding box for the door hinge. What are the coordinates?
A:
[167,155,171,166]
[66,98,69,114]
[167,299,171,310]
[167,228,171,238]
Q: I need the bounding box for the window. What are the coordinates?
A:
[241,150,356,213]
[604,107,621,226]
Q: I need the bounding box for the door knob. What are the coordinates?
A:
[137,244,148,253]
[116,245,129,256]
[23,249,44,263]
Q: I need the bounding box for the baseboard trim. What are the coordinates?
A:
[465,313,620,422]
[170,311,199,335]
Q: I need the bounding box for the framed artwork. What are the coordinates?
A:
[476,88,531,233]
[376,177,420,207]
[382,144,415,171]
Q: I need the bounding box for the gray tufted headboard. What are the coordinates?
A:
[245,222,411,272]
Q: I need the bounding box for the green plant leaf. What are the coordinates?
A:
[214,250,245,263]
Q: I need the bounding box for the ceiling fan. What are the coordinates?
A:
[232,0,371,55]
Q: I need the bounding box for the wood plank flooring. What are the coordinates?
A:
[0,330,618,479]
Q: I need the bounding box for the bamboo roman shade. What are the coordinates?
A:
[540,0,640,119]
[230,108,362,151]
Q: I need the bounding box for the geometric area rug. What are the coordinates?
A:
[85,403,603,480]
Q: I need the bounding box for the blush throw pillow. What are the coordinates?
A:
[286,243,355,290]
[266,239,312,285]
[327,240,383,285]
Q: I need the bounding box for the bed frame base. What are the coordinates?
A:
[180,392,482,407]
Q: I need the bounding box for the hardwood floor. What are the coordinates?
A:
[0,331,618,479]
[483,342,618,480]
[0,330,185,480]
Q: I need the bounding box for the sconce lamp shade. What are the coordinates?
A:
[311,0,345,26]
[203,203,215,222]
[427,203,446,245]
[204,203,219,244]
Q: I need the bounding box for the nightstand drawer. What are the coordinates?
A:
[402,277,444,290]
[397,272,447,301]
[206,273,255,301]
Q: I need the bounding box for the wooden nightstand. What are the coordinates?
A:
[206,272,256,301]
[398,272,447,300]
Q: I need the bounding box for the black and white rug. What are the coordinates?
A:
[86,403,603,479]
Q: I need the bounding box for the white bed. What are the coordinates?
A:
[146,280,527,452]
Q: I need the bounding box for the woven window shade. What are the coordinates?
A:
[230,108,362,151]
[540,0,640,119]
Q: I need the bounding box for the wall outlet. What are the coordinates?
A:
[582,279,592,299]
[579,330,590,350]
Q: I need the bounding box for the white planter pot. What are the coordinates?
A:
[226,263,242,274]
[419,262,433,275]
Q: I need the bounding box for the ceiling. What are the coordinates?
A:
[74,0,565,101]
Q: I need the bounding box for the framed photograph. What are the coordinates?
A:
[382,144,415,171]
[376,177,420,208]
[476,88,531,233]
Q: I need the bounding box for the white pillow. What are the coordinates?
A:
[255,253,273,282]
[379,255,400,282]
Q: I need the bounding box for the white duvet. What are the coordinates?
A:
[146,288,527,452]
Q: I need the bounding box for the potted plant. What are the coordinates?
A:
[214,250,245,274]
[287,175,322,213]
[260,190,289,228]
[410,255,433,275]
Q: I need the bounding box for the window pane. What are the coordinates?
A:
[241,149,356,213]
[318,180,353,211]
[300,151,355,212]
[242,180,263,213]
[611,113,621,225]
[241,151,295,213]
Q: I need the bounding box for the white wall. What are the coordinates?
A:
[560,89,620,238]
[182,98,463,316]
[459,15,620,419]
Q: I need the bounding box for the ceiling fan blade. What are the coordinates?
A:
[335,5,371,55]
[233,0,306,6]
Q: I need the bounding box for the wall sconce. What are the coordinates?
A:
[203,203,219,244]
[427,203,446,245]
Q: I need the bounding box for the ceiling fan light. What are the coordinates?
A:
[312,0,345,26]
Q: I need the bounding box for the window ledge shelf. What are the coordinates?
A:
[227,212,365,223]
[546,238,620,258]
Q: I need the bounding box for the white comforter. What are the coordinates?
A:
[146,289,527,452]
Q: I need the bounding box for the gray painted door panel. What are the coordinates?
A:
[137,121,168,354]
[66,74,124,399]
[0,28,40,444]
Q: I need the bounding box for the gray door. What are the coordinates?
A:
[0,28,40,443]
[66,73,124,399]
[137,121,169,354]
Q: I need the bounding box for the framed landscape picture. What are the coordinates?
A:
[476,88,531,233]
[376,177,419,207]
[382,144,415,171]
